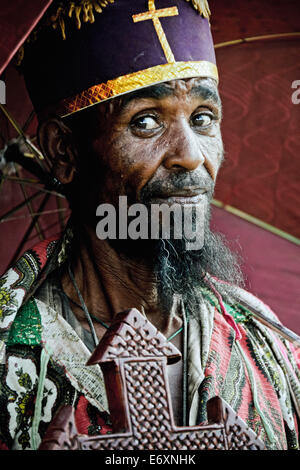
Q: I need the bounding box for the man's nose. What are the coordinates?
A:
[162,121,205,172]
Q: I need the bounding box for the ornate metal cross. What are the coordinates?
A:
[39,308,264,450]
[132,0,178,63]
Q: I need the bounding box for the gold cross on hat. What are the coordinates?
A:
[132,0,178,64]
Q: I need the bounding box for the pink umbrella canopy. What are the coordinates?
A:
[0,0,299,333]
[0,0,53,76]
[210,0,300,334]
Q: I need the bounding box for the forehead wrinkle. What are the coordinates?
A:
[190,84,221,105]
[118,83,175,113]
[113,80,222,118]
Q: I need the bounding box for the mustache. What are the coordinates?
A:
[140,172,215,203]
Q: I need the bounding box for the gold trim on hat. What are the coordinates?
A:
[56,60,218,117]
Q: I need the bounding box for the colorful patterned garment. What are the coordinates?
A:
[0,229,300,450]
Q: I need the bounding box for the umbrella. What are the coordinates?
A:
[210,0,300,334]
[0,0,53,76]
[0,0,70,272]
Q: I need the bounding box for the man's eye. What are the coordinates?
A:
[132,116,160,130]
[191,113,213,128]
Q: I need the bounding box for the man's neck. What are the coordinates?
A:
[60,224,183,338]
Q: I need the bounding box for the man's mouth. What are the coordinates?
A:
[149,189,207,205]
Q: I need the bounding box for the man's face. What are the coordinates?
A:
[77,77,223,213]
[66,77,243,309]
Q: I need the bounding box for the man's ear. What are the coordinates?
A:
[38,117,78,185]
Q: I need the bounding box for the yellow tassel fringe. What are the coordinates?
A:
[50,1,115,40]
[185,0,211,18]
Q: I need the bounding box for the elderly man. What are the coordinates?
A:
[0,0,299,450]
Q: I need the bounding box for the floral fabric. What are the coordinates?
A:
[0,232,299,450]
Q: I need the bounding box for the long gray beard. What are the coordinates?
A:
[152,219,245,318]
[107,207,245,318]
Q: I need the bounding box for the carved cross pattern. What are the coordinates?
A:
[39,309,264,450]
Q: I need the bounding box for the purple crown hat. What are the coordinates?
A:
[21,0,218,118]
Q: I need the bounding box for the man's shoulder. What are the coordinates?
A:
[207,278,281,323]
[232,285,279,320]
[0,237,60,340]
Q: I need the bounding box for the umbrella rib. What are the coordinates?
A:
[212,199,300,246]
[0,190,43,223]
[0,101,58,242]
[22,110,36,133]
[56,195,66,232]
[214,31,300,49]
[6,192,50,269]
[3,175,65,198]
[0,103,49,172]
[12,162,45,241]
[2,175,39,184]
[1,207,67,223]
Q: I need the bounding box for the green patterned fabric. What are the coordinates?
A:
[201,285,251,323]
[7,299,42,347]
